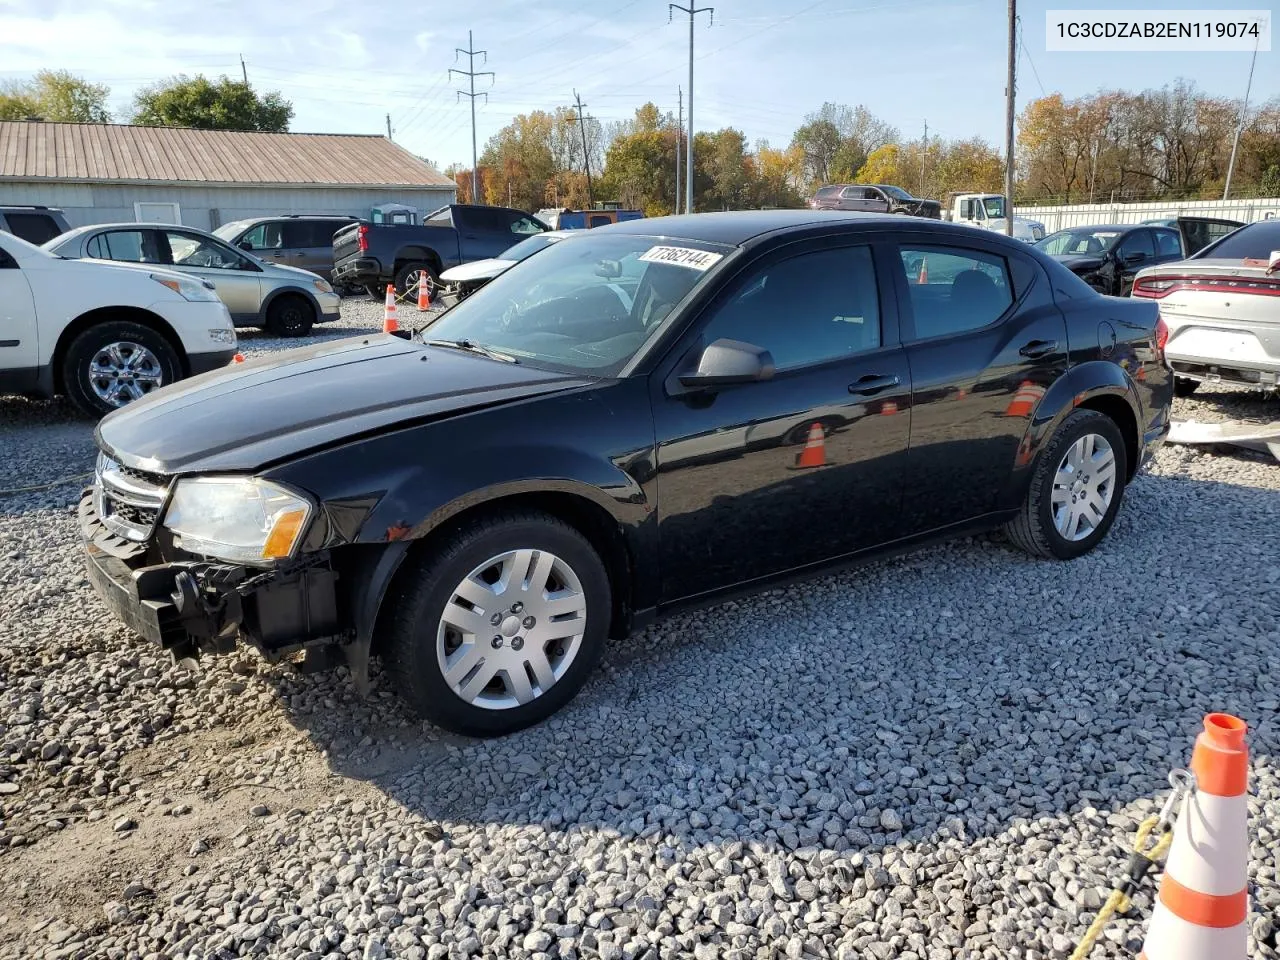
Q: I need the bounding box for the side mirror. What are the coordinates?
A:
[679,338,775,389]
[237,241,252,251]
[595,259,622,279]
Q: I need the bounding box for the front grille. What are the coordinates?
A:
[95,455,170,543]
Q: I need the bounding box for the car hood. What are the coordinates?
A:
[258,261,325,282]
[440,258,516,283]
[1051,254,1105,273]
[96,335,592,474]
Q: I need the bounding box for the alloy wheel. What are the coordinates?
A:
[436,548,588,710]
[1050,432,1117,541]
[88,341,164,407]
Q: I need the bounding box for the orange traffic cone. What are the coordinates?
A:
[1140,713,1249,960]
[918,257,928,284]
[383,284,399,333]
[792,423,826,469]
[880,399,899,416]
[417,271,432,311]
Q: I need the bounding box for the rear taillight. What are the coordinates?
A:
[357,224,369,253]
[1132,276,1178,298]
[1154,313,1169,354]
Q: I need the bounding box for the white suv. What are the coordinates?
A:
[0,230,237,417]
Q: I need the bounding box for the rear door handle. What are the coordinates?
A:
[1019,339,1059,360]
[848,374,900,396]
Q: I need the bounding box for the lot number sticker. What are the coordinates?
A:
[638,245,724,271]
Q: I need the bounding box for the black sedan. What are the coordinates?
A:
[80,212,1173,736]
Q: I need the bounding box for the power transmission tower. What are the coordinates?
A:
[669,2,713,214]
[450,30,494,205]
[675,87,683,215]
[572,91,596,208]
[1003,0,1016,236]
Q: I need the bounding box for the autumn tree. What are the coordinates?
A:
[790,102,897,189]
[132,75,292,131]
[0,70,111,122]
[598,103,680,215]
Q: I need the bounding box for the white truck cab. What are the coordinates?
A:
[0,230,237,417]
[943,193,1046,243]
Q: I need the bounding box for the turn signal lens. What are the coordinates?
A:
[262,508,308,560]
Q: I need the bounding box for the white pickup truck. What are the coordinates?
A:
[942,193,1046,243]
[0,230,238,417]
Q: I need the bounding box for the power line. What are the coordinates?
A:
[450,30,495,204]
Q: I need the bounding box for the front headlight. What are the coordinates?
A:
[163,476,311,565]
[313,278,334,295]
[151,273,221,303]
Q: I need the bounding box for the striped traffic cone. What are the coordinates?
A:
[417,271,432,311]
[791,423,826,469]
[1005,381,1044,417]
[1140,713,1249,960]
[383,284,398,333]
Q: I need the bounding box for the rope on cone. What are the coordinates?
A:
[1068,769,1194,960]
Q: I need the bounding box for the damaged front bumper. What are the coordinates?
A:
[79,488,343,663]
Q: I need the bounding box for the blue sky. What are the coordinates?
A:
[0,0,1273,170]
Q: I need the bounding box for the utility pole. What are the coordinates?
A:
[572,91,596,208]
[675,87,683,214]
[240,54,248,85]
[669,2,713,214]
[920,120,928,196]
[1223,28,1261,201]
[1003,0,1016,236]
[450,30,494,205]
[385,113,393,141]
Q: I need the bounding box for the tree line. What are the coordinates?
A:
[5,71,1279,209]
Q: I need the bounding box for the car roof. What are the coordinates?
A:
[55,222,211,237]
[597,210,964,245]
[1055,223,1148,233]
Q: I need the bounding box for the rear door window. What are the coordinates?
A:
[897,245,1014,340]
[86,230,163,263]
[5,213,63,245]
[1153,228,1182,257]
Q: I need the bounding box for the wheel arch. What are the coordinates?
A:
[258,285,321,325]
[393,247,443,277]
[50,306,189,395]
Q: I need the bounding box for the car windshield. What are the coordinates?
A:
[1035,228,1124,256]
[501,233,563,263]
[880,185,913,200]
[421,233,735,376]
[982,196,1006,218]
[212,220,254,242]
[1193,220,1278,260]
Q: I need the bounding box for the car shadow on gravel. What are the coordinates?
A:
[258,468,1279,870]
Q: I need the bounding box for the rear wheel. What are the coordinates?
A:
[394,261,439,298]
[1173,376,1200,397]
[264,294,315,337]
[1005,409,1127,560]
[62,321,182,419]
[384,510,611,737]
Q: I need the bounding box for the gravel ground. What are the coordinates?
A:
[1,300,1277,960]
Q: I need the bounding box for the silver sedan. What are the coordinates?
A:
[46,222,341,337]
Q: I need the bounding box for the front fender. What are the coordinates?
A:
[1004,360,1141,508]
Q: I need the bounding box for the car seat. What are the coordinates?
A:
[949,270,1007,330]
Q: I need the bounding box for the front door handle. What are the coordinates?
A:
[848,374,900,396]
[1019,339,1059,360]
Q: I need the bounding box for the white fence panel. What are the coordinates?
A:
[1014,198,1280,233]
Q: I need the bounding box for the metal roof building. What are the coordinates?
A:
[0,121,456,230]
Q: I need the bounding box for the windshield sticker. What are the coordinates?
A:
[638,245,724,271]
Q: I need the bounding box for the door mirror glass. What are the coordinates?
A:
[679,338,775,388]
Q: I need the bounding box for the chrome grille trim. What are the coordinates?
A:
[95,455,169,542]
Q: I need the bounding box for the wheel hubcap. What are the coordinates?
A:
[88,341,163,407]
[1051,433,1117,541]
[436,548,587,710]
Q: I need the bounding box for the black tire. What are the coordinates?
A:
[394,261,438,298]
[1174,377,1200,397]
[62,321,182,419]
[364,284,384,299]
[264,294,315,337]
[384,510,612,737]
[1004,409,1128,560]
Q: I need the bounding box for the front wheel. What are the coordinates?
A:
[265,294,315,337]
[384,510,612,737]
[1005,409,1127,559]
[394,262,439,298]
[62,321,182,418]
